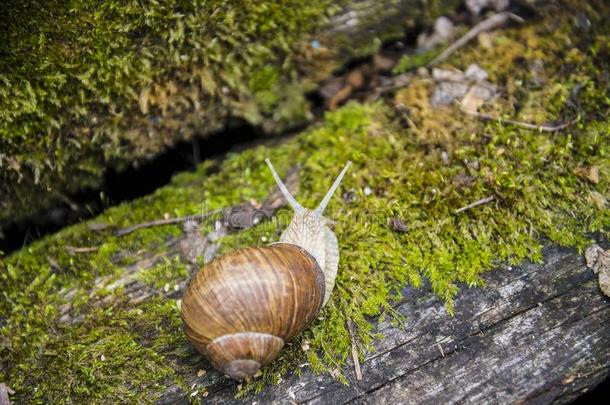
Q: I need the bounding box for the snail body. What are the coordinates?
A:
[181,159,351,380]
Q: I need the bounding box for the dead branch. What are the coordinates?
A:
[463,110,577,132]
[115,210,223,237]
[66,246,100,254]
[455,195,495,214]
[429,12,524,67]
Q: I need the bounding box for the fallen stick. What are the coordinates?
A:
[66,246,100,254]
[455,195,495,214]
[429,12,524,67]
[463,110,577,132]
[115,210,222,237]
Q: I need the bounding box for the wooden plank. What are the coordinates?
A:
[192,243,609,404]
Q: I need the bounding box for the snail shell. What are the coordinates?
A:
[181,244,325,379]
[181,159,351,380]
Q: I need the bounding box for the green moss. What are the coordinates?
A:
[9,296,184,403]
[0,0,460,230]
[138,256,189,289]
[1,0,609,401]
[392,46,443,73]
[0,0,339,230]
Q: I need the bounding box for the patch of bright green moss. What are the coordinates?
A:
[392,46,443,73]
[138,256,189,289]
[1,0,609,400]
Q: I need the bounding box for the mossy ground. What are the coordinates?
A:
[0,0,458,232]
[0,0,340,229]
[1,0,609,401]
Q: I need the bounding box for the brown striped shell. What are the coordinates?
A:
[181,243,325,380]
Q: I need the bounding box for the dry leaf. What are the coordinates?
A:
[584,243,610,297]
[575,166,600,184]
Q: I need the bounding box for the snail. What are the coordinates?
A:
[181,159,352,380]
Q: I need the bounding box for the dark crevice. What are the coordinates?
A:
[0,119,265,255]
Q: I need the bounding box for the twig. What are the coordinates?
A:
[437,343,445,357]
[347,319,363,381]
[115,166,298,237]
[429,12,524,67]
[455,195,495,214]
[463,110,577,132]
[66,246,100,254]
[115,210,222,237]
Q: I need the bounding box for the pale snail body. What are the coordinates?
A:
[181,159,351,380]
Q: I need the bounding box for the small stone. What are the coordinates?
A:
[466,0,509,15]
[100,354,106,361]
[464,63,489,83]
[417,16,454,50]
[363,187,373,196]
[197,369,207,378]
[431,82,469,107]
[461,83,496,113]
[301,340,310,351]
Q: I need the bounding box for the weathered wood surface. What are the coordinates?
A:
[323,0,458,59]
[155,242,609,404]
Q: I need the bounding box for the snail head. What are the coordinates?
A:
[264,158,352,220]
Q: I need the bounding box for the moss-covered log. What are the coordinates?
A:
[1,0,609,402]
[168,243,610,403]
[0,0,458,234]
